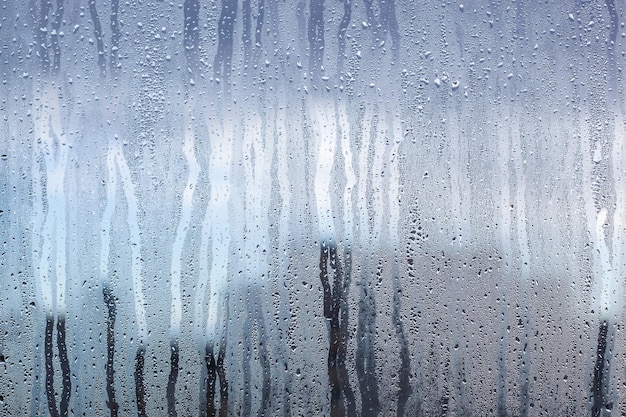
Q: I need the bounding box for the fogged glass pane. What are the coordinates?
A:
[0,0,625,416]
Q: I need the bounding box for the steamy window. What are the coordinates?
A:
[0,0,625,416]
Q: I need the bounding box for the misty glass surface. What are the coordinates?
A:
[0,0,625,416]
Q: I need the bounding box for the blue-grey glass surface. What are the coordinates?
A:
[0,0,625,416]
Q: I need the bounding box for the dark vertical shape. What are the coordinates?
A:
[103,286,119,417]
[439,372,450,417]
[167,341,179,417]
[242,0,252,64]
[88,0,107,77]
[328,245,345,416]
[110,0,121,73]
[319,243,343,417]
[217,336,229,417]
[307,0,325,81]
[391,264,411,417]
[604,0,620,103]
[605,0,618,48]
[37,0,52,75]
[377,0,399,59]
[336,0,351,73]
[386,0,400,60]
[296,1,306,53]
[320,243,333,319]
[30,331,44,417]
[50,0,64,76]
[134,347,148,417]
[319,242,356,417]
[56,317,71,417]
[253,294,271,417]
[254,0,264,48]
[405,208,423,416]
[338,247,356,417]
[592,320,609,417]
[519,324,529,417]
[241,299,252,417]
[355,260,380,416]
[361,0,379,42]
[205,345,217,417]
[44,316,59,417]
[250,0,265,65]
[205,342,228,417]
[213,0,237,85]
[183,0,201,70]
[204,316,228,417]
[497,351,507,417]
[198,362,208,417]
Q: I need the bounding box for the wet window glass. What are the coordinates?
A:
[0,0,625,416]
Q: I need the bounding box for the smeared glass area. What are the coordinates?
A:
[0,0,625,416]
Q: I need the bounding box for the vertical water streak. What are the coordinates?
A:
[308,0,325,81]
[361,0,379,42]
[370,105,386,247]
[605,0,619,50]
[355,103,380,415]
[204,345,217,417]
[134,347,147,417]
[388,113,412,416]
[610,114,626,411]
[50,0,64,75]
[204,114,233,355]
[169,111,202,338]
[183,0,200,70]
[217,336,229,417]
[241,108,266,416]
[37,0,52,74]
[241,103,274,416]
[56,317,70,417]
[312,96,355,416]
[495,115,513,417]
[320,243,342,417]
[110,0,121,72]
[213,0,237,84]
[592,320,609,417]
[296,1,307,56]
[31,86,71,416]
[513,125,531,417]
[44,316,58,417]
[198,113,234,414]
[336,101,357,417]
[113,143,148,348]
[195,199,212,344]
[101,148,118,291]
[242,0,252,64]
[274,100,294,416]
[167,342,179,417]
[581,116,620,415]
[357,105,372,245]
[336,0,351,73]
[204,336,229,417]
[101,146,119,416]
[46,91,69,323]
[253,0,265,65]
[312,98,337,243]
[337,101,355,249]
[30,90,51,415]
[112,142,148,416]
[103,285,119,417]
[88,0,107,76]
[377,0,399,59]
[168,106,201,416]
